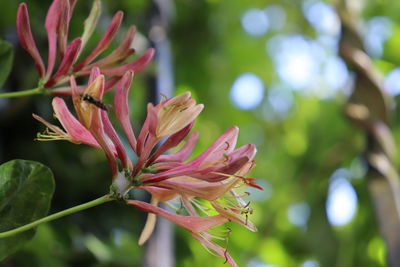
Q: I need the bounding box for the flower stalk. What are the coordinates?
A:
[0,195,113,239]
[0,87,47,98]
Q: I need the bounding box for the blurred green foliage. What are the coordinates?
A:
[1,0,400,266]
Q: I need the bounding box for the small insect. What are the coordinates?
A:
[82,94,109,111]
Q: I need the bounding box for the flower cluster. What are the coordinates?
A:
[33,69,262,266]
[17,0,154,94]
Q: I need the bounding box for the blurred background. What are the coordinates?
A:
[1,0,400,266]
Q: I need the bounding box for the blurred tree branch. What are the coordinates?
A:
[337,1,400,266]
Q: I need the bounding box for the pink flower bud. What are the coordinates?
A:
[16,3,45,78]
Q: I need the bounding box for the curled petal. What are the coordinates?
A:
[17,3,45,77]
[128,200,228,233]
[155,93,203,138]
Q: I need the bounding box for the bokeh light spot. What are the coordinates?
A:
[326,176,358,226]
[384,67,400,96]
[230,73,264,110]
[241,9,269,36]
[287,202,311,227]
[302,0,340,36]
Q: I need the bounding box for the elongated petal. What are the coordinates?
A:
[190,156,250,182]
[114,71,137,152]
[45,0,64,77]
[17,3,45,77]
[57,0,71,58]
[88,98,119,178]
[87,26,136,69]
[147,122,193,165]
[138,197,158,245]
[227,144,257,164]
[128,200,228,233]
[80,0,101,52]
[98,48,155,76]
[51,97,100,147]
[45,38,82,87]
[158,178,239,201]
[74,11,124,72]
[138,186,177,202]
[156,131,199,162]
[101,110,132,169]
[197,126,238,167]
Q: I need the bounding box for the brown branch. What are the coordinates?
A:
[337,3,400,266]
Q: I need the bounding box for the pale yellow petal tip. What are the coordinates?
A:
[138,212,157,245]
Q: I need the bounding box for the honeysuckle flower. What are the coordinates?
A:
[34,71,262,266]
[17,0,154,94]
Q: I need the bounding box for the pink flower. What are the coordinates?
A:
[17,0,154,94]
[34,72,262,266]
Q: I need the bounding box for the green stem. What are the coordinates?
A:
[0,87,45,98]
[0,195,114,239]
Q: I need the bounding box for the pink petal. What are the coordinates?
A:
[56,0,71,59]
[128,200,228,233]
[156,131,199,162]
[45,0,65,78]
[98,48,155,76]
[101,110,132,169]
[190,156,251,182]
[73,11,124,72]
[194,126,239,168]
[138,186,177,202]
[88,67,102,84]
[227,144,257,164]
[86,26,136,70]
[157,178,239,201]
[114,71,137,152]
[52,97,99,147]
[88,98,119,178]
[45,37,82,87]
[17,3,45,78]
[147,122,194,165]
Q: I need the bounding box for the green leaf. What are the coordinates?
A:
[0,40,13,89]
[0,160,55,261]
